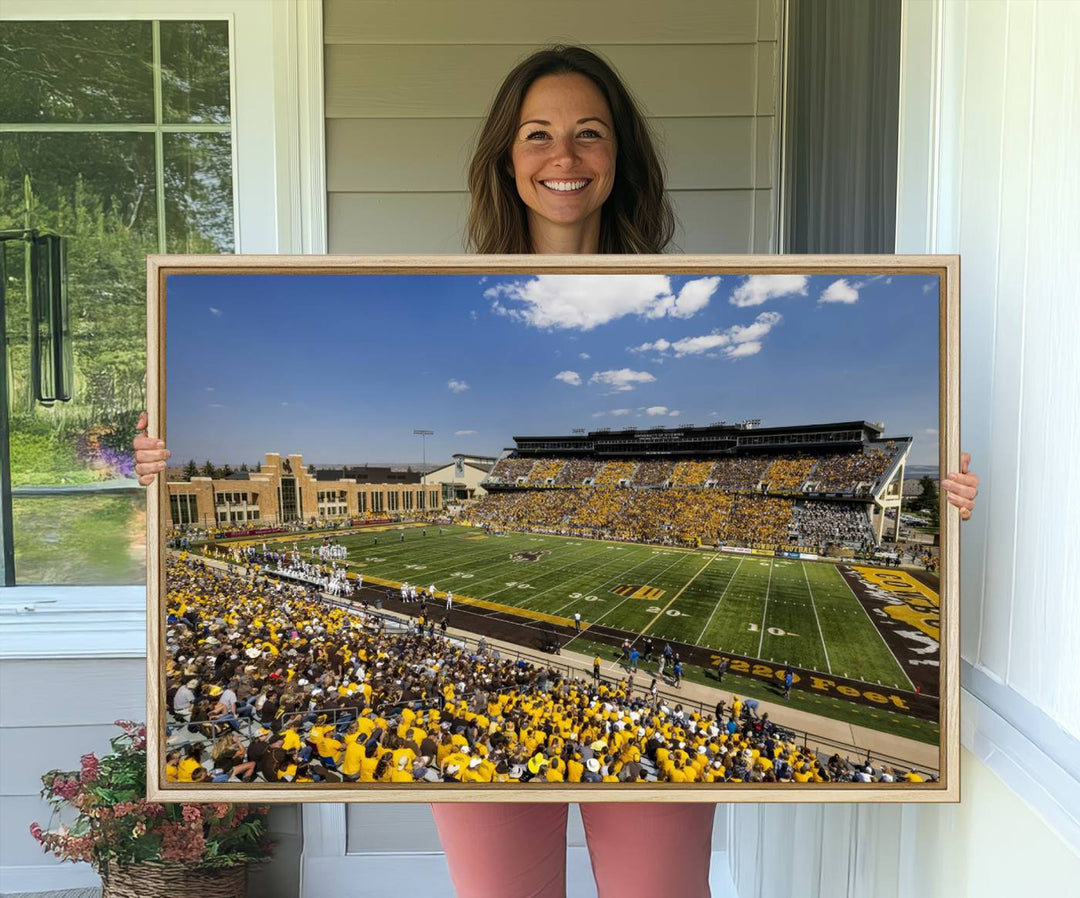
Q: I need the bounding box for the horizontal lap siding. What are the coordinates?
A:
[0,658,146,869]
[324,1,781,254]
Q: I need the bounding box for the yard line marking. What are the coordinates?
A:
[637,553,717,637]
[802,561,832,674]
[559,551,699,652]
[757,558,774,657]
[695,558,744,645]
[831,565,915,691]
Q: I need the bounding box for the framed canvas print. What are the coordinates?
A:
[146,254,959,803]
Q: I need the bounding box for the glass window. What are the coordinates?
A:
[2,19,234,585]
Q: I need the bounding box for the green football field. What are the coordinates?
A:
[273,524,915,691]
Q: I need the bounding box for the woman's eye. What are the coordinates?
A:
[578,129,602,138]
[525,130,550,140]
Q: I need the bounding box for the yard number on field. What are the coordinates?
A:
[746,622,798,637]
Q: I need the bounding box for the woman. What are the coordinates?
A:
[136,43,979,898]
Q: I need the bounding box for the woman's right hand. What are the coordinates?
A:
[133,411,171,486]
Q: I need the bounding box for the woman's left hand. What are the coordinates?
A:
[942,452,979,521]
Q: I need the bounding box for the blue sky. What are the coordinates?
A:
[166,271,941,466]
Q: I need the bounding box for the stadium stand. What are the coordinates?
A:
[554,458,603,485]
[631,460,674,487]
[594,460,638,485]
[488,456,537,483]
[525,458,566,485]
[791,501,876,549]
[670,460,716,487]
[706,457,772,491]
[763,456,819,491]
[805,451,893,495]
[472,423,911,551]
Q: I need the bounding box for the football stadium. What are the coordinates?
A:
[164,419,942,788]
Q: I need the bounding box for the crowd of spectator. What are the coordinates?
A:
[806,451,893,495]
[525,459,566,485]
[554,458,602,485]
[670,460,715,487]
[763,457,819,491]
[791,501,876,549]
[487,449,900,495]
[488,457,538,483]
[593,460,638,486]
[632,460,674,487]
[707,457,773,491]
[165,556,927,786]
[466,489,805,548]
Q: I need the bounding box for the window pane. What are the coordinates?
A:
[164,133,235,252]
[0,22,154,124]
[160,21,232,124]
[12,493,145,585]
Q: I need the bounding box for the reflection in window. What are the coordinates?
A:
[1,20,234,585]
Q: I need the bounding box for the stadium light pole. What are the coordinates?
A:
[414,429,434,510]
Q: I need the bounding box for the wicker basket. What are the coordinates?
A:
[100,862,247,898]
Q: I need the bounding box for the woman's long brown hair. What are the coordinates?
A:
[466,46,676,254]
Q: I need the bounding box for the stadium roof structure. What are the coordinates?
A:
[314,465,425,484]
[511,420,900,458]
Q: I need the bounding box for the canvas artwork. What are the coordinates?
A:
[146,255,959,802]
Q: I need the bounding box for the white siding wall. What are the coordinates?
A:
[729,1,1080,894]
[324,0,782,253]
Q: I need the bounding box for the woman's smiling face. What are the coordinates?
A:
[509,73,617,247]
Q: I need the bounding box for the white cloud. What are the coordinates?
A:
[632,311,783,361]
[642,406,681,417]
[922,281,936,294]
[455,429,478,436]
[469,310,478,321]
[209,306,223,317]
[205,387,215,392]
[554,370,582,386]
[730,274,809,307]
[819,278,861,304]
[579,352,591,360]
[484,274,721,330]
[589,368,656,392]
[923,428,939,435]
[447,379,469,393]
[725,341,763,358]
[592,408,632,418]
[208,403,226,409]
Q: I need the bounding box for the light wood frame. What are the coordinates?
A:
[146,253,960,803]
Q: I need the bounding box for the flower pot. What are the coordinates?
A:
[101,862,247,898]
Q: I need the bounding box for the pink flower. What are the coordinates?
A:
[80,753,100,782]
[160,821,206,863]
[181,805,202,824]
[52,777,80,801]
[29,822,44,843]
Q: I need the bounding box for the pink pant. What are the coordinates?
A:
[431,802,715,898]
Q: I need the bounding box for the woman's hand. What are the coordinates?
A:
[942,452,979,521]
[133,411,171,486]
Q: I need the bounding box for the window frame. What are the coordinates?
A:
[0,0,326,650]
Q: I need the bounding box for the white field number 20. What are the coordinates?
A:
[646,606,687,617]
